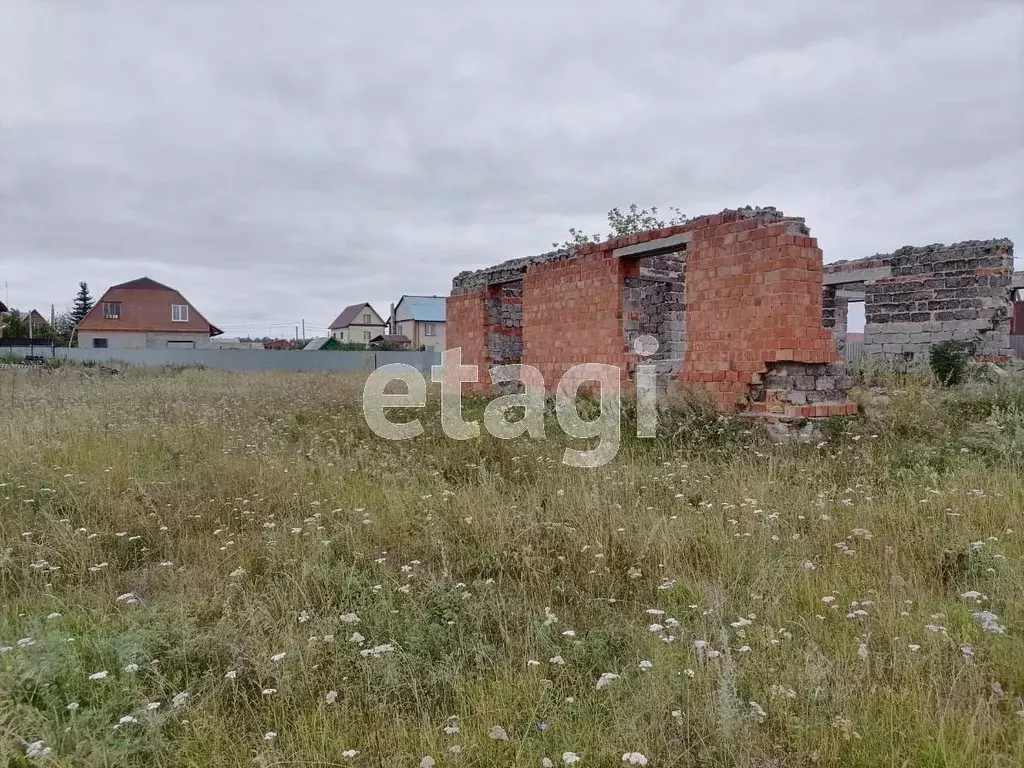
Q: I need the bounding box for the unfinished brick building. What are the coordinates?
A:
[448,206,857,418]
[823,240,1021,361]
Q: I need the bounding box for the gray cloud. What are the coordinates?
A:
[1,0,1021,336]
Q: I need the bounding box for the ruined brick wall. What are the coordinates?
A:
[449,206,854,416]
[679,211,840,412]
[522,250,628,393]
[444,291,489,391]
[825,240,1015,361]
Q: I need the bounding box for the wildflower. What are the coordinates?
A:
[339,613,360,624]
[527,659,541,667]
[67,702,80,711]
[972,611,1006,634]
[596,672,620,690]
[342,749,359,758]
[263,731,277,741]
[118,715,138,725]
[563,752,582,765]
[821,596,836,605]
[171,692,189,708]
[115,592,141,605]
[420,757,436,768]
[802,561,817,571]
[960,590,984,600]
[25,741,52,758]
[46,612,62,620]
[443,723,460,735]
[622,753,649,766]
[549,655,566,665]
[627,566,642,579]
[543,759,554,768]
[749,701,768,723]
[908,644,921,652]
[146,702,161,710]
[326,690,338,704]
[261,688,277,696]
[542,607,558,626]
[682,668,696,678]
[89,671,108,681]
[270,652,286,662]
[638,660,654,671]
[562,630,576,638]
[17,638,36,648]
[489,725,509,741]
[229,567,246,578]
[449,745,462,754]
[224,670,237,680]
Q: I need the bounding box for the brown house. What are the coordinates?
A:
[77,277,223,350]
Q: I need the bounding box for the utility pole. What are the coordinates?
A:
[301,318,305,342]
[50,304,55,326]
[294,326,299,344]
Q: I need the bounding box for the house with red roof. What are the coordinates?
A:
[76,277,222,349]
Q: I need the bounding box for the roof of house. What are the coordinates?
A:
[370,334,411,345]
[302,337,334,350]
[328,302,383,330]
[0,300,8,313]
[77,276,223,336]
[394,295,446,322]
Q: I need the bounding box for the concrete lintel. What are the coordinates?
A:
[1012,272,1024,290]
[836,289,866,301]
[613,232,691,259]
[823,266,892,286]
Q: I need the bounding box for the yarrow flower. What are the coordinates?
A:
[622,753,649,766]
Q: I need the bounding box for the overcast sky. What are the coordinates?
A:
[2,0,1022,337]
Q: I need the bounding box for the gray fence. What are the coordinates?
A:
[0,346,441,374]
[1013,336,1024,360]
[843,340,864,361]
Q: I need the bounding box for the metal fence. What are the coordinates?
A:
[0,346,441,374]
[843,340,864,361]
[1012,336,1024,360]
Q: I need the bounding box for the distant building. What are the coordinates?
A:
[328,303,387,344]
[369,333,412,350]
[389,295,446,351]
[264,339,297,350]
[76,277,223,350]
[303,336,346,350]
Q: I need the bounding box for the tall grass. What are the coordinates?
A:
[0,367,1021,767]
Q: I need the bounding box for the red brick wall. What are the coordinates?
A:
[522,250,628,394]
[679,213,839,411]
[444,291,489,392]
[447,209,844,411]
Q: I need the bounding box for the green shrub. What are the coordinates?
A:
[929,341,967,386]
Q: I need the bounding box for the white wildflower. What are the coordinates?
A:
[596,672,620,690]
[89,671,108,681]
[622,753,649,766]
[489,725,509,741]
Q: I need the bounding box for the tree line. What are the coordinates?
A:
[1,282,94,346]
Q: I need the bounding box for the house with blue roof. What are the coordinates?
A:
[389,295,446,351]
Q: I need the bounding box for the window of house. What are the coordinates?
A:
[102,302,121,319]
[424,323,436,337]
[363,330,371,342]
[362,313,372,324]
[92,338,108,348]
[171,304,189,322]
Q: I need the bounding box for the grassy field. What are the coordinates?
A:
[0,366,1022,767]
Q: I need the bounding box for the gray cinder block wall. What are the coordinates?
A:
[825,239,1016,362]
